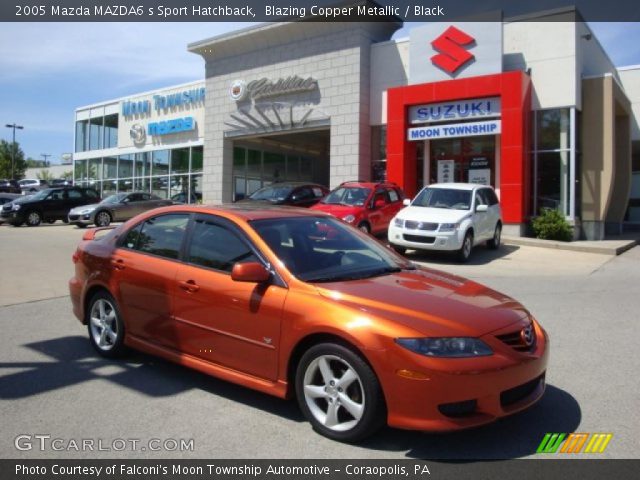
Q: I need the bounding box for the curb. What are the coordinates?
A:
[502,236,638,256]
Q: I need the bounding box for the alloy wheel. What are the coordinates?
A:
[89,298,119,351]
[95,211,111,227]
[302,355,365,432]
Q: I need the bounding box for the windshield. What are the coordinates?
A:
[251,216,414,283]
[249,185,294,202]
[101,193,127,204]
[28,190,50,200]
[412,188,472,210]
[321,187,371,206]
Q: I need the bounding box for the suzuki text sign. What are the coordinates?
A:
[409,97,501,124]
[409,22,503,83]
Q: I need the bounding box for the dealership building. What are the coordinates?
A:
[73,7,640,239]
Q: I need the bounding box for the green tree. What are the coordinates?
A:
[61,170,73,180]
[36,169,55,182]
[0,140,27,179]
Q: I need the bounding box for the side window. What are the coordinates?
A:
[475,191,486,207]
[67,189,83,199]
[135,214,189,259]
[49,191,63,201]
[387,188,399,203]
[187,218,258,272]
[373,190,388,205]
[121,223,143,250]
[141,193,152,201]
[483,188,499,206]
[312,187,325,198]
[128,193,144,202]
[85,189,99,200]
[293,187,314,202]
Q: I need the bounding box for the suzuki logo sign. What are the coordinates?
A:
[409,20,503,84]
[431,26,476,75]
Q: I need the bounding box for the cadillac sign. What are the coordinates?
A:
[230,76,318,101]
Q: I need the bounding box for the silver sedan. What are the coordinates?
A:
[68,192,173,227]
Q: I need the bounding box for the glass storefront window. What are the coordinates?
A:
[74,159,87,182]
[537,151,571,216]
[191,175,203,203]
[191,146,203,172]
[247,149,261,178]
[89,117,104,150]
[118,154,134,178]
[103,179,117,197]
[171,148,190,174]
[104,114,118,149]
[118,179,133,193]
[170,175,190,199]
[537,109,570,151]
[264,152,286,182]
[286,155,300,180]
[152,177,169,199]
[134,177,150,193]
[300,157,312,181]
[153,150,169,176]
[88,158,102,181]
[103,156,117,179]
[75,120,88,153]
[135,152,151,177]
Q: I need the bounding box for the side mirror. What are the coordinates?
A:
[402,198,411,206]
[231,262,270,283]
[476,204,488,213]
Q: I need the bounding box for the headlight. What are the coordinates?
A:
[12,204,21,211]
[393,217,404,227]
[78,208,95,215]
[342,214,356,223]
[439,223,459,232]
[395,337,493,358]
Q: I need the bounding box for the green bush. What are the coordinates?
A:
[531,209,573,242]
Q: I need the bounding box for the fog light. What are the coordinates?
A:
[396,369,430,380]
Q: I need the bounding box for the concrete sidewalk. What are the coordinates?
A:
[503,235,638,256]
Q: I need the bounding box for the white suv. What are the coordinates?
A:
[388,183,502,262]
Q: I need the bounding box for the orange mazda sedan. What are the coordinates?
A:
[69,205,548,442]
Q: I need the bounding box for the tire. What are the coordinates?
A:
[86,291,126,358]
[487,223,502,250]
[95,210,112,227]
[390,244,406,255]
[457,230,473,263]
[47,219,56,224]
[76,224,87,229]
[357,222,371,234]
[295,343,385,443]
[25,211,42,227]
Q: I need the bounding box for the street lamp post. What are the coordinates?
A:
[41,153,52,166]
[5,123,25,179]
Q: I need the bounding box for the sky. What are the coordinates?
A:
[0,22,639,164]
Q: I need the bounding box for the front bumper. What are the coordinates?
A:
[375,320,549,431]
[388,225,464,251]
[0,210,25,223]
[68,212,94,226]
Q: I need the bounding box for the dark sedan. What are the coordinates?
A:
[236,182,329,208]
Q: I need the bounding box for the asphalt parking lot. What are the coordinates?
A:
[0,222,639,459]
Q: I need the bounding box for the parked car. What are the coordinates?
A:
[49,178,73,187]
[236,182,329,208]
[311,181,405,234]
[171,191,202,204]
[68,192,174,228]
[0,179,21,194]
[0,194,22,224]
[70,205,548,442]
[388,183,503,262]
[1,187,100,226]
[18,179,48,193]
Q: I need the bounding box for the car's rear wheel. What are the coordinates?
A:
[26,211,42,227]
[487,223,502,250]
[87,291,126,358]
[296,343,385,442]
[95,210,111,227]
[457,231,473,263]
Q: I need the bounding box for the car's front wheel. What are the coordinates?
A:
[295,343,385,443]
[95,210,111,227]
[87,291,126,358]
[457,230,473,262]
[25,211,42,227]
[487,223,502,250]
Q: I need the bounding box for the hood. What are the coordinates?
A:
[69,203,101,213]
[396,206,471,224]
[311,203,361,218]
[315,267,528,337]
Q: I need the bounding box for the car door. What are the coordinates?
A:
[482,188,501,231]
[112,213,190,348]
[385,187,404,224]
[114,193,141,221]
[41,190,65,219]
[473,190,491,241]
[289,186,316,208]
[368,189,388,234]
[172,214,287,381]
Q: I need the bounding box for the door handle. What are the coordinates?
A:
[111,258,125,270]
[179,280,200,293]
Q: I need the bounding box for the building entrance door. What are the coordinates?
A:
[428,136,496,187]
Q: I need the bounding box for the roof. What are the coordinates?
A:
[152,203,333,222]
[427,183,492,191]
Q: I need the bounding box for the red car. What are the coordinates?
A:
[311,181,405,234]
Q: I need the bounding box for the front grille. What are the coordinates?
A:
[438,399,478,418]
[68,215,80,221]
[496,325,537,353]
[501,375,544,407]
[404,220,439,231]
[403,234,436,244]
